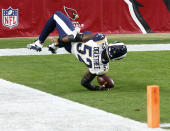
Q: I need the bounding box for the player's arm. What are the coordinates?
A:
[61,33,93,43]
[81,70,106,91]
[48,33,93,53]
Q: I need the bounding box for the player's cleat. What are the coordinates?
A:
[27,40,43,52]
[48,43,59,54]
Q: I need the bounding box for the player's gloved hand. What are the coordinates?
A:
[48,43,59,54]
[27,40,43,52]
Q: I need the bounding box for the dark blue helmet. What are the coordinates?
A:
[107,42,127,60]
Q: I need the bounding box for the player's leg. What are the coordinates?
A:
[27,16,56,51]
[53,11,94,43]
[48,11,76,53]
[53,11,76,40]
[39,16,56,43]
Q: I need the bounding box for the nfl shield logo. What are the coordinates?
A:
[2,7,19,29]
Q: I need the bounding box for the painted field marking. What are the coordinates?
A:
[0,47,69,56]
[0,44,170,56]
[127,44,170,52]
[0,79,168,131]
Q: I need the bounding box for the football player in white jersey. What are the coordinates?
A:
[71,33,109,75]
[73,33,127,90]
[49,33,127,91]
[26,10,127,90]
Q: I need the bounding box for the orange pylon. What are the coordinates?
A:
[147,85,160,128]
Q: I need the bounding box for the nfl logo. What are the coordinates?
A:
[2,7,19,29]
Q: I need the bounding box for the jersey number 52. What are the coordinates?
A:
[76,43,92,68]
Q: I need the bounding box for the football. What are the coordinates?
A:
[97,74,114,88]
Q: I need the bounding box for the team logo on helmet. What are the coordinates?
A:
[2,7,19,29]
[64,6,79,20]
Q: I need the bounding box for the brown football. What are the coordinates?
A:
[97,74,114,88]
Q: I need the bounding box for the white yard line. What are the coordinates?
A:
[127,44,170,51]
[0,44,170,56]
[0,79,167,131]
[0,47,69,56]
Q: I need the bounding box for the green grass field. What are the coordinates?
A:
[1,33,170,49]
[0,34,170,124]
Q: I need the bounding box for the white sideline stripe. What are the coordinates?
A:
[0,79,167,131]
[0,44,170,56]
[0,47,70,56]
[127,44,170,52]
[160,123,170,128]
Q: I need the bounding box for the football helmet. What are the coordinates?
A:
[107,42,127,60]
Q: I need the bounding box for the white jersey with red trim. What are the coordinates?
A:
[71,40,109,75]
